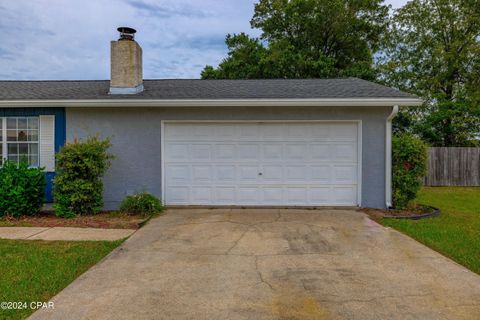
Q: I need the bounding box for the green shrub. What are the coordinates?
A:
[54,136,114,218]
[392,133,428,209]
[119,192,165,216]
[0,161,46,218]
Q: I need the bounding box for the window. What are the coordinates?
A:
[1,117,39,167]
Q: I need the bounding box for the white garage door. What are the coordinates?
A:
[163,122,360,206]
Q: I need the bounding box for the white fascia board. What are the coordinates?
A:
[0,98,423,108]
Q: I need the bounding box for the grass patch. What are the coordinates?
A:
[382,187,480,274]
[0,239,122,319]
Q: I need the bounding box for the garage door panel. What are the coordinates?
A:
[193,124,216,138]
[310,165,332,182]
[166,165,190,184]
[287,125,312,139]
[238,144,260,160]
[285,144,308,160]
[334,166,357,183]
[262,187,283,203]
[239,124,260,138]
[164,122,359,206]
[216,144,236,159]
[238,187,260,203]
[311,144,332,160]
[331,123,358,140]
[191,187,212,203]
[333,187,357,205]
[263,144,283,160]
[311,125,331,139]
[286,187,308,204]
[165,124,191,139]
[309,187,333,204]
[214,124,237,138]
[191,165,212,182]
[215,187,236,202]
[239,165,260,181]
[165,144,189,160]
[333,144,357,162]
[262,165,283,181]
[260,124,284,139]
[191,144,212,161]
[215,165,236,182]
[285,166,308,180]
[166,186,189,203]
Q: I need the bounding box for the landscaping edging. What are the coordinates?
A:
[383,206,440,220]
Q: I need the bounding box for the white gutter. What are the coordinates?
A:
[385,105,399,208]
[0,98,423,108]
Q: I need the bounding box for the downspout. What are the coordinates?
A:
[385,105,399,208]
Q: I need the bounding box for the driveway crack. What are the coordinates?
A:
[275,210,281,222]
[255,256,274,291]
[225,227,250,255]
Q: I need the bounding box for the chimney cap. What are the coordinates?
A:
[117,27,137,41]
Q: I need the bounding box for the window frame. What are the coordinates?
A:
[1,116,40,167]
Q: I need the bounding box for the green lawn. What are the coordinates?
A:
[0,240,122,320]
[382,187,480,274]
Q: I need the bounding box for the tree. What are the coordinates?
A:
[202,0,389,80]
[379,0,480,146]
[201,33,267,79]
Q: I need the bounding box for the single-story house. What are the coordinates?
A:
[0,28,422,209]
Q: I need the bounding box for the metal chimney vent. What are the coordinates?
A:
[117,27,136,41]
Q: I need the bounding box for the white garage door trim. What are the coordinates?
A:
[161,120,362,206]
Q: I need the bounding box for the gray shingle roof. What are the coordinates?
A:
[0,78,417,101]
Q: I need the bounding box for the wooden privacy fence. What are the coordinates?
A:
[424,147,480,186]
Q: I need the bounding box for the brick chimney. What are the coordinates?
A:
[109,27,144,94]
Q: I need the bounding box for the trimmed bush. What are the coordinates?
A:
[0,161,46,218]
[54,136,114,218]
[119,192,164,216]
[392,133,428,209]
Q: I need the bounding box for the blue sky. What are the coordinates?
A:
[0,0,407,80]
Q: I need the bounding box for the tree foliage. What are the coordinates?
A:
[202,33,268,79]
[379,0,480,146]
[202,0,389,80]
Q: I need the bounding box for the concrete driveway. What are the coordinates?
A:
[31,208,480,320]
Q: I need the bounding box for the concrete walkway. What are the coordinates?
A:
[0,226,135,241]
[30,208,480,320]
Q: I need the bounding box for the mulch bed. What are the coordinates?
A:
[363,204,440,221]
[0,211,150,229]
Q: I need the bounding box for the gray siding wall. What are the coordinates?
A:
[66,106,392,209]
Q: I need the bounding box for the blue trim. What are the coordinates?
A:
[0,108,66,202]
[45,172,56,202]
